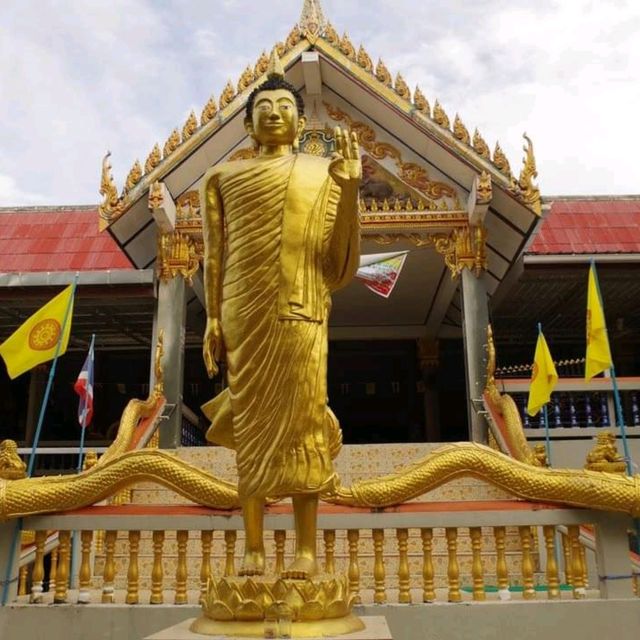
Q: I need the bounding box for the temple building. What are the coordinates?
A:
[0,2,639,638]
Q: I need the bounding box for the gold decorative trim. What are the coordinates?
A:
[98,152,123,231]
[356,45,373,73]
[324,103,458,203]
[375,59,392,87]
[0,440,26,480]
[477,171,492,205]
[254,51,269,77]
[433,100,450,130]
[413,86,430,116]
[453,115,470,145]
[472,129,490,159]
[339,32,356,60]
[153,330,165,397]
[219,80,236,110]
[163,129,181,159]
[517,133,542,216]
[322,22,340,46]
[122,159,142,196]
[394,73,411,101]
[157,231,200,285]
[144,143,162,174]
[493,142,512,179]
[237,65,256,93]
[200,95,218,126]
[182,111,198,143]
[285,24,303,51]
[148,181,164,210]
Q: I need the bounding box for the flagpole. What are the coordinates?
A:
[27,276,78,477]
[1,277,77,606]
[76,333,95,473]
[538,323,553,466]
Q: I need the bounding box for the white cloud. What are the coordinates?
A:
[0,0,638,205]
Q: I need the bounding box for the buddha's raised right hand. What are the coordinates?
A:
[203,318,223,378]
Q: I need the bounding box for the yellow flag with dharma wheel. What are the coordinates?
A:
[585,263,612,381]
[0,285,74,379]
[527,331,558,417]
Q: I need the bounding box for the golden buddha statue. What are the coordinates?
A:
[200,51,361,579]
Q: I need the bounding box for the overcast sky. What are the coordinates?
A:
[1,0,639,206]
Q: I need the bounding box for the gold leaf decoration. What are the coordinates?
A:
[237,65,255,93]
[493,142,512,178]
[433,100,450,130]
[375,59,392,87]
[394,73,411,101]
[518,133,541,216]
[219,80,236,110]
[123,159,142,195]
[144,143,162,174]
[357,45,373,73]
[323,22,340,46]
[182,110,198,143]
[200,94,218,126]
[275,42,286,57]
[98,151,122,228]
[285,24,302,51]
[339,32,356,60]
[163,129,180,158]
[254,51,269,77]
[472,129,490,159]
[453,115,470,145]
[413,86,430,116]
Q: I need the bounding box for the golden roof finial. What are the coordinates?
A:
[219,80,236,110]
[453,114,470,145]
[518,133,542,216]
[254,51,269,77]
[493,142,512,178]
[122,159,142,195]
[299,0,327,40]
[267,47,285,80]
[394,73,411,101]
[339,32,356,60]
[322,22,339,46]
[286,24,303,51]
[144,143,162,174]
[413,86,430,116]
[237,64,256,93]
[163,128,180,158]
[98,151,122,230]
[472,129,490,159]
[182,110,198,142]
[357,45,373,73]
[376,59,392,87]
[433,100,450,130]
[200,94,218,126]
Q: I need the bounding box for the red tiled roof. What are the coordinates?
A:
[0,207,132,272]
[528,199,640,255]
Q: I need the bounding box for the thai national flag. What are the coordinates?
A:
[74,339,95,427]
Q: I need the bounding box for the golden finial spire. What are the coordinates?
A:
[267,47,285,80]
[299,0,327,38]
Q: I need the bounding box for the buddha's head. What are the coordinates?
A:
[245,77,306,149]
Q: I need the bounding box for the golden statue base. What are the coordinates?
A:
[192,574,364,637]
[190,613,365,638]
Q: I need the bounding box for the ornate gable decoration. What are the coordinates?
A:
[98,0,541,232]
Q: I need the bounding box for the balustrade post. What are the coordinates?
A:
[594,513,635,599]
[470,527,485,601]
[30,530,46,603]
[78,530,93,604]
[274,530,286,575]
[567,525,585,599]
[397,528,412,604]
[150,530,165,604]
[101,530,117,604]
[445,528,461,602]
[224,530,237,577]
[542,525,560,599]
[561,533,573,586]
[175,530,189,604]
[126,530,141,604]
[519,526,536,600]
[200,530,213,603]
[323,530,335,575]
[421,528,435,602]
[18,565,28,597]
[49,548,58,593]
[493,526,510,600]
[372,529,386,604]
[54,530,71,604]
[347,529,361,604]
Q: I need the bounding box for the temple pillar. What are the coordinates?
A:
[460,268,489,443]
[153,275,187,449]
[417,339,440,442]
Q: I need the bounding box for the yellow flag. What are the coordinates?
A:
[527,331,558,416]
[0,285,74,379]
[585,263,612,380]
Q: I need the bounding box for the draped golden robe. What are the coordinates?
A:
[201,153,359,499]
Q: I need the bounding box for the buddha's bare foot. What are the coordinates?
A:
[239,550,265,576]
[281,556,320,580]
